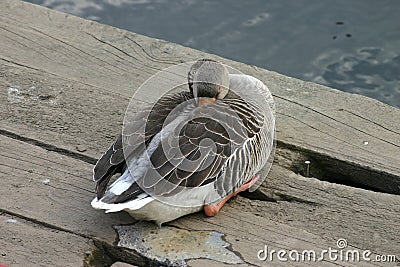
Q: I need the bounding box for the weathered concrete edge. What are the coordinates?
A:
[276,140,400,195]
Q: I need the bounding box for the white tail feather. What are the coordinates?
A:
[91,193,154,213]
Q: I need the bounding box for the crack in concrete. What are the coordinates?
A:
[276,141,400,195]
[0,129,97,165]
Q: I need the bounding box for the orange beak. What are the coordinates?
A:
[198,97,216,106]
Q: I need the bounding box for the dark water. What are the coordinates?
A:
[25,0,400,108]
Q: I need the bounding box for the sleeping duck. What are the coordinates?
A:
[91,59,275,226]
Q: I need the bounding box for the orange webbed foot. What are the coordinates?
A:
[203,175,260,217]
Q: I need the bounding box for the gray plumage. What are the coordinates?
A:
[91,59,275,225]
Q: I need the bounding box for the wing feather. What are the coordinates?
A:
[135,96,265,199]
[94,75,274,206]
[93,91,193,199]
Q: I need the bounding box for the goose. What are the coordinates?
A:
[91,59,275,226]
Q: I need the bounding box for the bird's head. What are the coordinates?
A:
[188,59,230,105]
